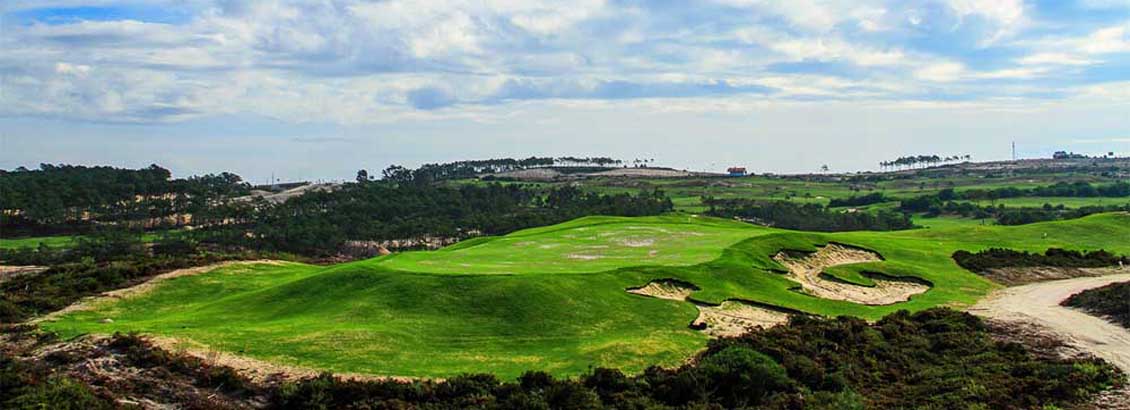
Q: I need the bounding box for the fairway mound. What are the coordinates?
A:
[692,301,791,337]
[37,260,286,323]
[628,279,789,336]
[774,244,930,305]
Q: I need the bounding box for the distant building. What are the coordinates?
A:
[726,167,747,177]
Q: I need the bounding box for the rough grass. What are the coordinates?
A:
[42,213,1130,379]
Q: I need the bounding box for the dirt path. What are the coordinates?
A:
[969,272,1130,372]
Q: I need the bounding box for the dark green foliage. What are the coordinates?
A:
[204,183,673,256]
[704,198,914,231]
[1,352,112,410]
[1063,281,1130,329]
[827,192,888,207]
[1,164,249,236]
[267,309,1121,409]
[953,247,1128,272]
[900,188,1130,225]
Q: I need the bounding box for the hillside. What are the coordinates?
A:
[42,213,1130,379]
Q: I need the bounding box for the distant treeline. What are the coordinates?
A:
[266,309,1116,410]
[704,198,914,231]
[1063,281,1130,329]
[879,154,970,171]
[375,156,623,183]
[953,247,1128,273]
[197,183,671,256]
[1,164,249,236]
[898,186,1130,225]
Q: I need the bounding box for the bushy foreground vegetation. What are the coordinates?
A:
[952,247,1129,273]
[1063,281,1130,329]
[704,197,914,231]
[271,309,1121,410]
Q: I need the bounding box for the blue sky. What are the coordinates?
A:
[1,0,1128,180]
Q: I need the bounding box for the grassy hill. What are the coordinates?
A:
[43,213,1130,378]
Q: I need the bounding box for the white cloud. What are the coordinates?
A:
[1018,53,1096,66]
[914,62,966,82]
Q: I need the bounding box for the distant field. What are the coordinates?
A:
[453,172,1121,212]
[0,231,173,250]
[0,235,77,250]
[44,212,1130,379]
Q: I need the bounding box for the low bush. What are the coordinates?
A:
[268,309,1122,409]
[1062,281,1130,329]
[953,247,1128,273]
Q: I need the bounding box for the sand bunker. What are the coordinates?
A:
[628,280,697,301]
[694,301,790,338]
[628,279,790,337]
[773,244,929,306]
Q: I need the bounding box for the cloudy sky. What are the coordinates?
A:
[2,0,1129,181]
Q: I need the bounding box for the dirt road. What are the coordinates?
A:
[969,272,1130,372]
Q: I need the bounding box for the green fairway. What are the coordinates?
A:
[0,234,76,250]
[43,213,1130,379]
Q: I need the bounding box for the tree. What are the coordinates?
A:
[821,164,830,173]
[356,169,370,184]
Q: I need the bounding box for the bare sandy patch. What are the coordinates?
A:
[568,254,602,260]
[619,238,655,248]
[628,279,790,337]
[773,244,929,305]
[981,266,1118,287]
[148,336,416,384]
[36,260,286,323]
[0,265,48,284]
[628,280,697,301]
[694,301,790,338]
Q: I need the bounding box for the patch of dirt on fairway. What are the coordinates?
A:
[773,244,930,305]
[982,266,1118,287]
[147,336,414,384]
[693,301,791,338]
[36,260,286,323]
[627,280,790,336]
[619,238,655,247]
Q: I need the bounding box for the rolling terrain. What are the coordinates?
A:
[41,212,1130,379]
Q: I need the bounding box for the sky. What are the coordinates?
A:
[1,0,1129,182]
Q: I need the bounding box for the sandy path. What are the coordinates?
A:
[969,272,1130,372]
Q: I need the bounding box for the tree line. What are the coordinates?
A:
[1,164,249,236]
[703,197,915,231]
[879,154,970,171]
[369,156,625,183]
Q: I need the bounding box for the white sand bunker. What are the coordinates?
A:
[628,280,697,301]
[628,280,789,337]
[772,244,929,306]
[694,301,790,338]
[619,238,656,248]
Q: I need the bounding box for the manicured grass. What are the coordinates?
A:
[0,235,77,250]
[0,231,174,250]
[43,213,1130,379]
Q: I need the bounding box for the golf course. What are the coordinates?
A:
[41,212,1130,379]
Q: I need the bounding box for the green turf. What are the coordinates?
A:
[43,212,1130,379]
[0,235,76,250]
